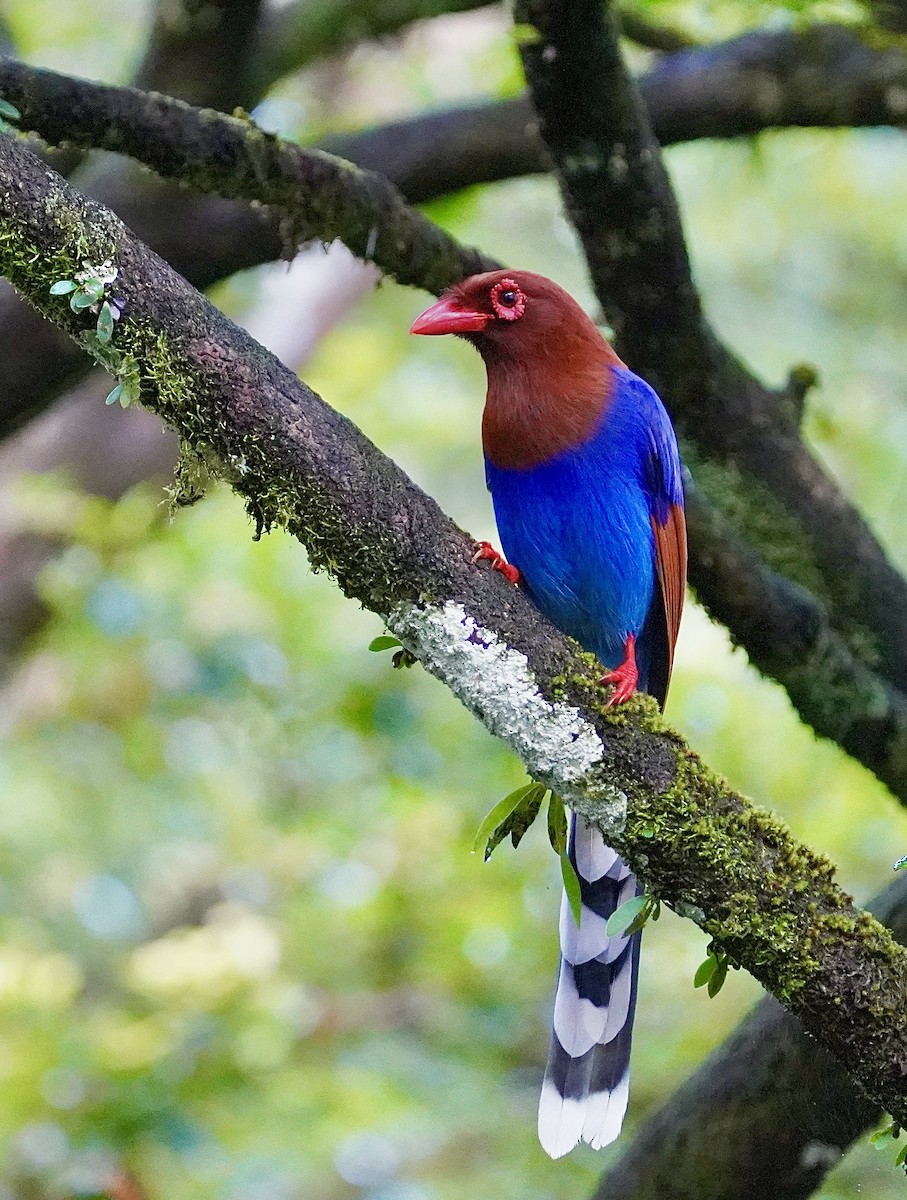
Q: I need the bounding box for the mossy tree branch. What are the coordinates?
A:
[1,132,906,1126]
[515,0,907,696]
[593,871,907,1200]
[3,58,907,806]
[0,60,493,295]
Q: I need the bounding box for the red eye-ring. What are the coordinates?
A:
[490,278,526,321]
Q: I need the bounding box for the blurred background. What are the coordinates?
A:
[1,0,907,1197]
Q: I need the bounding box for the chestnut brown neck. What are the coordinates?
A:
[480,329,621,471]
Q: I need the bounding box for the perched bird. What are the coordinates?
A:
[411,270,686,1158]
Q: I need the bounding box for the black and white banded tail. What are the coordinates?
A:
[537,814,641,1158]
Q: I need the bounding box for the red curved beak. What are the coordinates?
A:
[410,296,490,336]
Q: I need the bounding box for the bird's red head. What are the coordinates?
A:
[410,270,605,357]
[411,269,622,469]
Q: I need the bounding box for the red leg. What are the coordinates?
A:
[471,540,520,585]
[601,634,638,705]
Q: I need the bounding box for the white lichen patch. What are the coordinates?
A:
[388,601,627,830]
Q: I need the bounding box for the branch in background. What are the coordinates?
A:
[642,22,907,143]
[133,0,265,110]
[322,20,907,195]
[871,0,907,33]
[616,6,701,53]
[683,484,907,805]
[249,0,498,96]
[3,58,907,811]
[319,97,544,203]
[592,871,907,1200]
[515,0,907,698]
[0,379,177,663]
[2,132,907,1128]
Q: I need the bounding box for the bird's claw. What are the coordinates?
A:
[472,541,521,585]
[600,634,638,705]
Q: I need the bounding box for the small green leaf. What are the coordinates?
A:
[707,958,728,997]
[674,901,706,924]
[560,852,582,925]
[693,954,717,988]
[71,290,96,311]
[507,787,546,849]
[894,855,907,872]
[392,648,417,670]
[50,279,76,295]
[368,635,401,652]
[871,1121,897,1145]
[105,383,124,406]
[0,99,20,122]
[96,301,114,344]
[120,376,140,408]
[605,894,648,938]
[895,1143,907,1167]
[624,896,655,937]
[473,784,540,857]
[81,278,105,301]
[546,792,568,856]
[484,784,545,859]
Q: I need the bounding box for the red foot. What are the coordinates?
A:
[601,634,638,705]
[472,540,520,585]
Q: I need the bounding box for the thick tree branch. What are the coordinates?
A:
[1,134,906,1127]
[515,1,907,694]
[593,871,907,1200]
[2,59,907,807]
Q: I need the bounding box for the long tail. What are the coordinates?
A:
[537,814,640,1159]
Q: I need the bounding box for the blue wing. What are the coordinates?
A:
[485,364,683,690]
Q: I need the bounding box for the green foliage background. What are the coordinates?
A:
[2,1,907,1197]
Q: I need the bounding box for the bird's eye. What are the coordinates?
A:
[490,278,526,322]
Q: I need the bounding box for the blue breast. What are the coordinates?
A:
[484,367,659,674]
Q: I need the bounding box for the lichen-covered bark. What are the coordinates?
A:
[515,0,907,694]
[0,133,905,1125]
